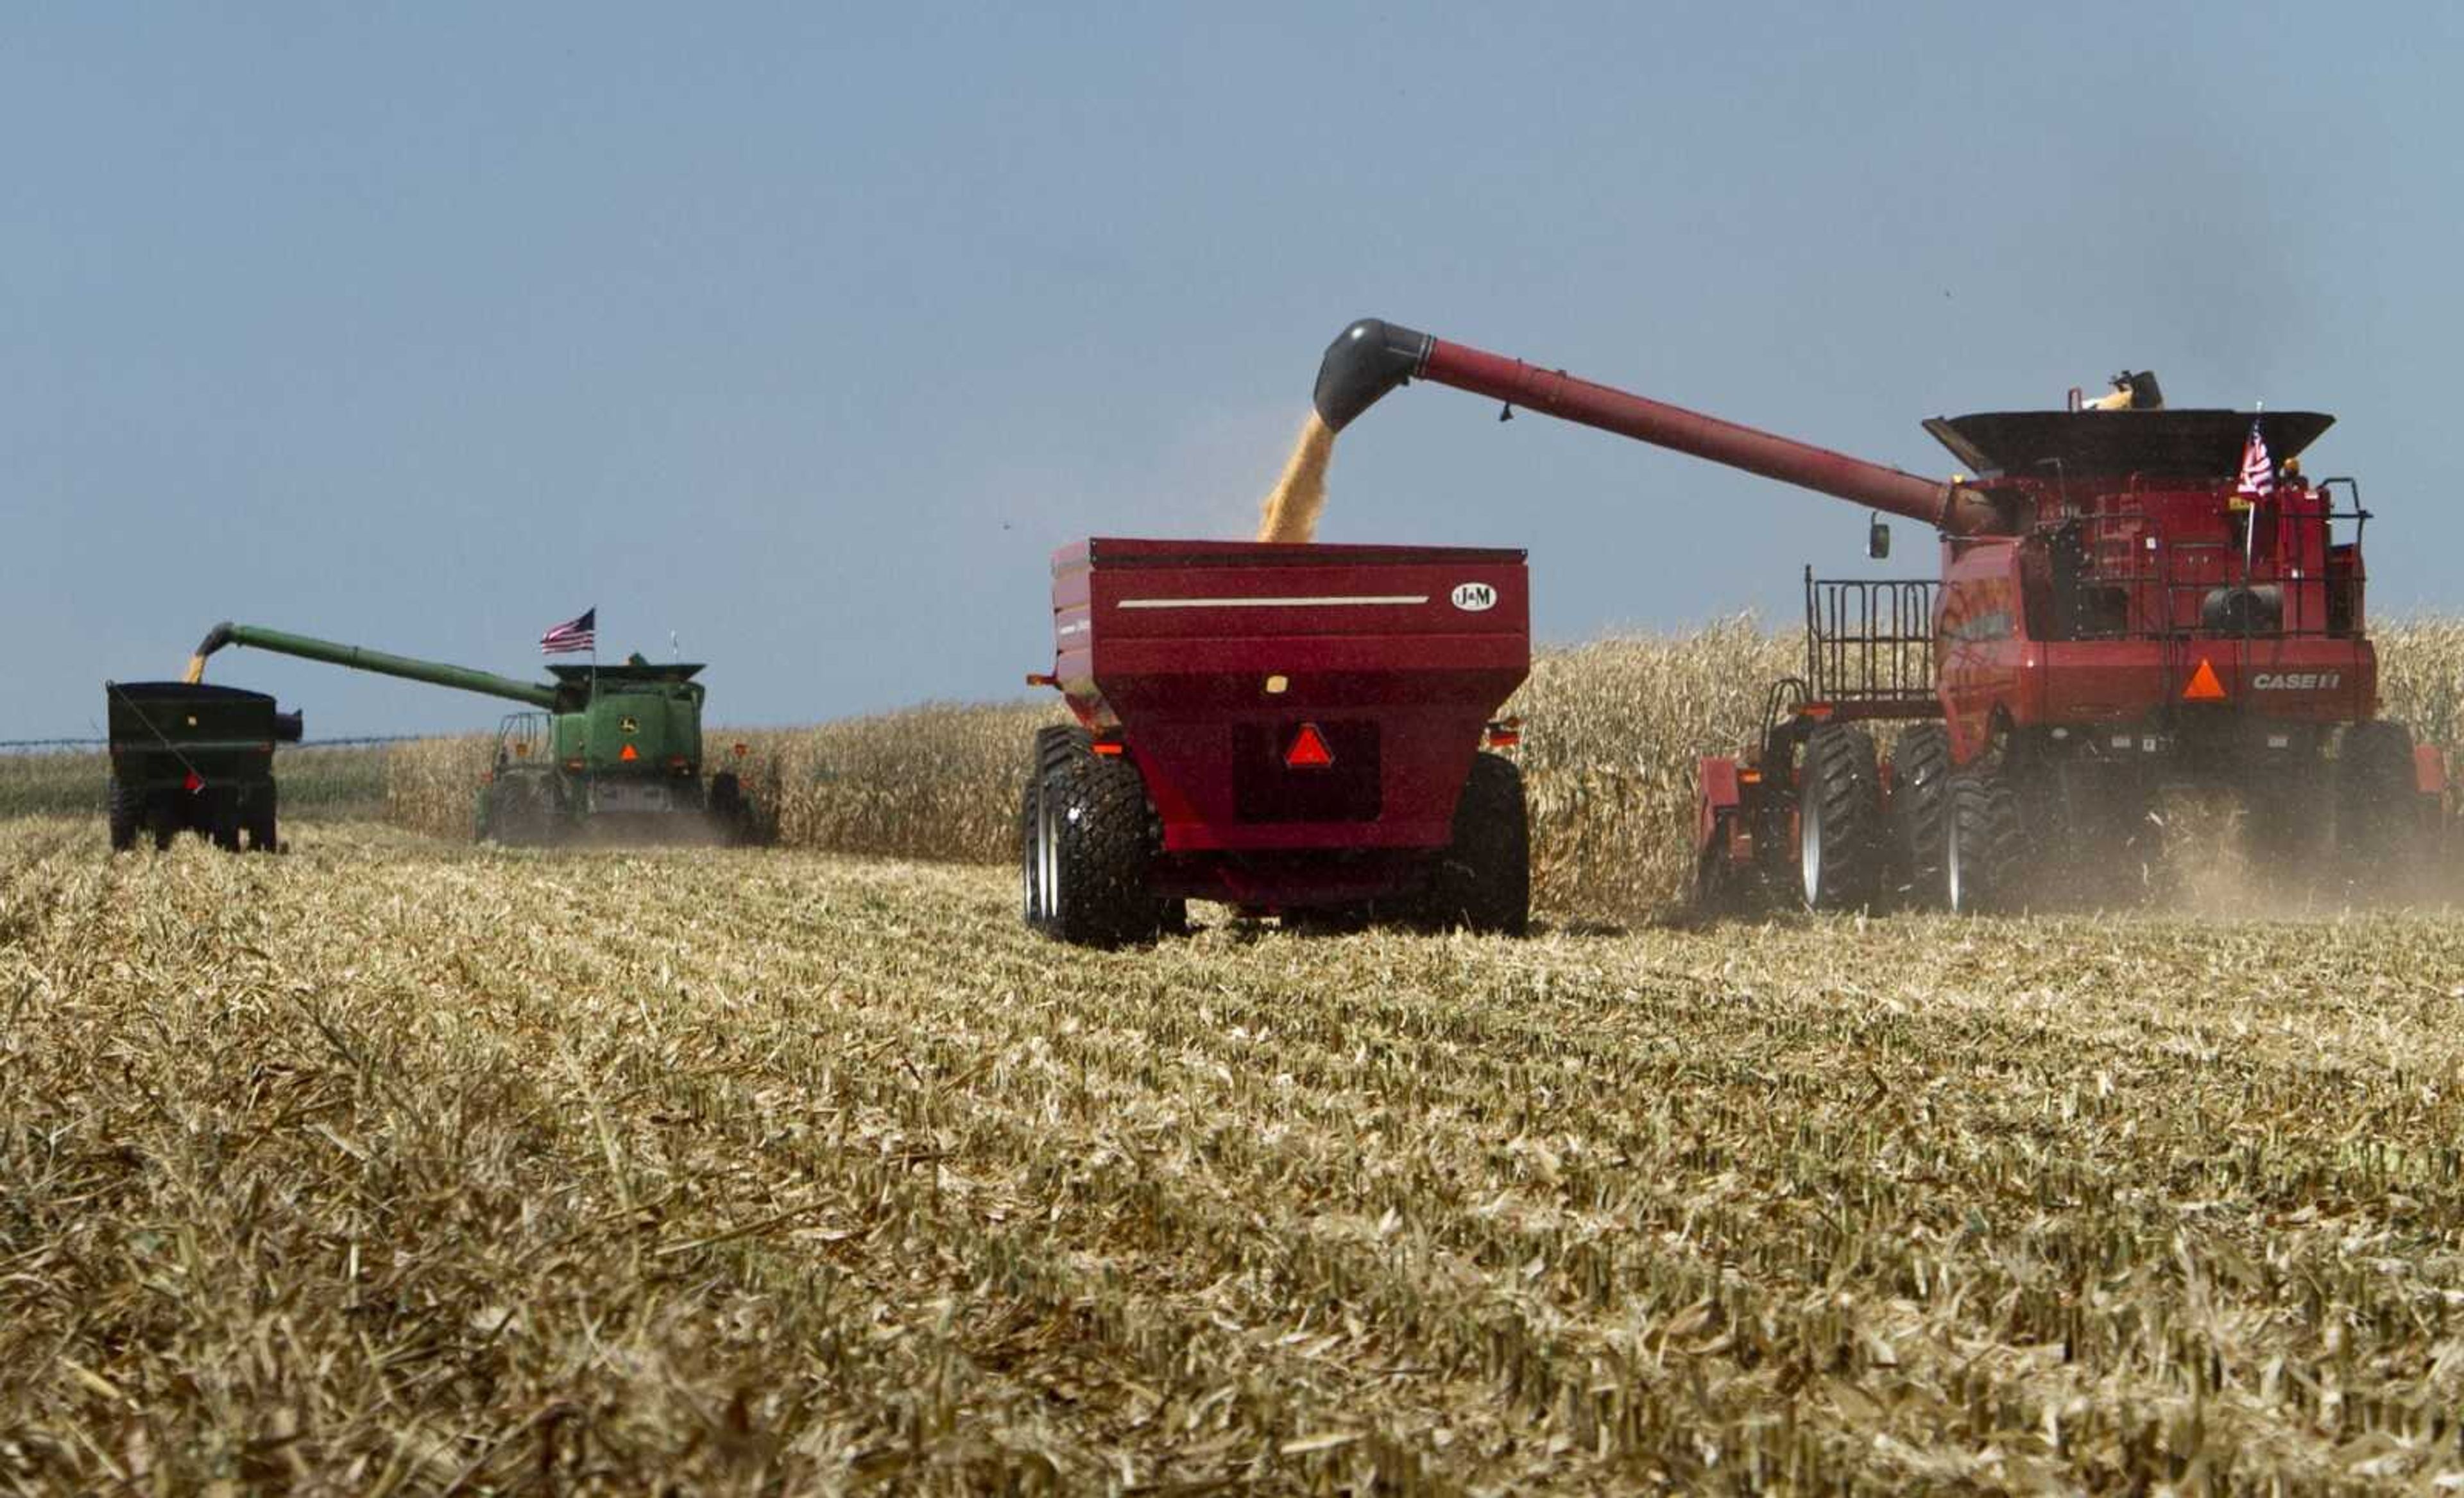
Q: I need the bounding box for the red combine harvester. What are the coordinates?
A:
[1312,317,2443,913]
[1023,538,1530,945]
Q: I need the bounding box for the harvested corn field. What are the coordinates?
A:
[9,815,2464,1490]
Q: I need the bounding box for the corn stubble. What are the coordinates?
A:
[11,817,2464,1489]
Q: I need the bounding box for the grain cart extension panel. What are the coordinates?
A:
[1051,538,1528,865]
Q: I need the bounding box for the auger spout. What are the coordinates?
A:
[184,622,565,709]
[1310,317,2002,535]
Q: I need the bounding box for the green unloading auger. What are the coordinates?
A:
[184,622,563,708]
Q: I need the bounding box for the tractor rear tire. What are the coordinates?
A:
[107,778,139,853]
[1423,752,1530,935]
[1944,769,2024,914]
[2335,719,2424,894]
[1890,723,1953,908]
[1799,724,1886,912]
[1036,733,1165,948]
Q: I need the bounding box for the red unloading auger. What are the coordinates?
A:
[1310,318,2006,537]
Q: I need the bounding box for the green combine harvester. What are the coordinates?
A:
[185,622,758,846]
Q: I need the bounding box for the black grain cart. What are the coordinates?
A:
[104,681,303,851]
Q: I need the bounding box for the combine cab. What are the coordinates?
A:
[103,681,303,852]
[1022,538,1530,945]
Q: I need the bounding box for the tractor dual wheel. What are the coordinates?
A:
[1798,724,1887,912]
[1423,751,1530,935]
[1890,723,1952,908]
[1944,769,2024,914]
[1026,727,1169,948]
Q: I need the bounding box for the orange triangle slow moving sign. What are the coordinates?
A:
[619,743,640,762]
[2182,658,2227,701]
[1285,723,1334,769]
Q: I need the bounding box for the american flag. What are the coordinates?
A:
[2237,417,2275,502]
[540,608,596,656]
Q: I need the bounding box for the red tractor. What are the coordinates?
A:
[1023,538,1530,945]
[1312,318,2443,912]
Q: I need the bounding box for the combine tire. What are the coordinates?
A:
[1798,724,1886,911]
[707,771,758,846]
[1944,769,2024,914]
[2335,720,2424,894]
[107,778,139,853]
[1890,724,1952,908]
[1424,752,1530,935]
[1035,732,1165,948]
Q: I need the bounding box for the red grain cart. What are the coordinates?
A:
[1022,538,1531,945]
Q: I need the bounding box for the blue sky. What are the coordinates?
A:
[10,4,2461,736]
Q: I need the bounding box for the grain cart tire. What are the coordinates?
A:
[1890,723,1953,908]
[1944,769,2024,914]
[2335,720,2424,894]
[208,788,243,852]
[1799,724,1887,912]
[246,783,279,853]
[1017,773,1044,930]
[107,778,139,853]
[1021,725,1089,933]
[153,792,180,851]
[1423,752,1530,935]
[1038,736,1165,948]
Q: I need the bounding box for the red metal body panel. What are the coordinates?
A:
[1695,756,1743,860]
[1049,538,1529,883]
[1933,529,2379,765]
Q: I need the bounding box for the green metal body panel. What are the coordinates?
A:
[105,681,298,794]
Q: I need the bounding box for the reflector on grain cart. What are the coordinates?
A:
[1022,537,1531,946]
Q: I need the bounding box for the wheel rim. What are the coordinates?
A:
[1799,793,1824,908]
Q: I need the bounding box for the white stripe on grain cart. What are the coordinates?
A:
[1117,595,1429,610]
